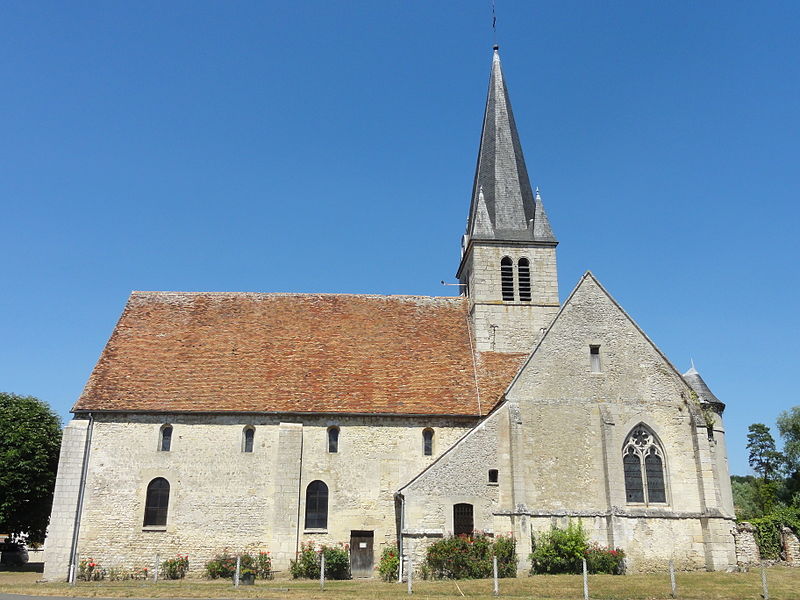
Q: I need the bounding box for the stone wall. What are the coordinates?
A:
[782,527,800,566]
[463,244,559,353]
[395,274,737,574]
[45,413,474,580]
[42,419,90,581]
[733,522,760,566]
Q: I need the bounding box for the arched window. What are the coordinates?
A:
[517,258,531,302]
[159,424,172,452]
[500,257,514,301]
[305,480,328,529]
[243,426,255,453]
[143,478,170,526]
[623,425,667,504]
[422,428,434,456]
[453,503,474,536]
[327,426,339,453]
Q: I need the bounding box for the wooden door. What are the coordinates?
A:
[349,530,374,578]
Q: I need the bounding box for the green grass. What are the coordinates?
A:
[1,567,798,599]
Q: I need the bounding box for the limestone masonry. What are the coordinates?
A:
[44,47,736,580]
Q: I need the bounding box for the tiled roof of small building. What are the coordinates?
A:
[73,292,527,416]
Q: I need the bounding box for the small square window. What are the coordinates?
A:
[488,469,498,483]
[590,345,601,373]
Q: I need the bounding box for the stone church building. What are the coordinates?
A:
[44,48,736,580]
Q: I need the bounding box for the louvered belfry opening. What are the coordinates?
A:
[500,257,515,301]
[518,258,531,301]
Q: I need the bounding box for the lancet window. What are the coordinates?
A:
[517,258,531,301]
[623,425,667,504]
[500,257,514,301]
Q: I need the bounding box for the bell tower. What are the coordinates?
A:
[456,47,560,353]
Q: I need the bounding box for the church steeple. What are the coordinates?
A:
[466,46,556,244]
[457,47,560,354]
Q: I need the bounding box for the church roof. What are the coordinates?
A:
[465,47,556,244]
[72,292,526,416]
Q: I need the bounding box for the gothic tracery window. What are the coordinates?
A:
[623,425,667,504]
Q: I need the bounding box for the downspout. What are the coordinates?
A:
[68,412,94,583]
[294,427,305,560]
[396,492,405,583]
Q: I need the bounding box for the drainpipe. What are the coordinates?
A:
[395,492,405,583]
[68,413,94,583]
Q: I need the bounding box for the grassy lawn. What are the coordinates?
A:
[1,568,798,599]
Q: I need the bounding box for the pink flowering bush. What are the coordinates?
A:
[160,554,189,579]
[584,543,625,574]
[424,533,517,579]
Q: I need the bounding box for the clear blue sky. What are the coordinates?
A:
[1,1,798,475]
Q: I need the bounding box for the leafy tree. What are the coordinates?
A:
[0,393,62,543]
[731,475,761,519]
[777,407,800,474]
[746,423,784,482]
[777,406,800,502]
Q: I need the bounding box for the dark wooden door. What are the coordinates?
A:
[349,530,374,578]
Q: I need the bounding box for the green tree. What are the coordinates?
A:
[777,406,800,503]
[747,423,784,482]
[777,407,800,473]
[0,393,62,543]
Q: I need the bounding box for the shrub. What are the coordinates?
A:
[378,545,400,582]
[78,558,105,581]
[529,522,587,574]
[424,533,517,580]
[289,542,351,580]
[750,506,800,559]
[205,551,273,580]
[160,554,189,579]
[493,535,518,578]
[255,551,273,580]
[585,543,625,574]
[205,552,238,579]
[529,522,625,575]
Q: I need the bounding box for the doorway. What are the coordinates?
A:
[349,530,374,578]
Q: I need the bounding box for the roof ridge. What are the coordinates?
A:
[129,291,466,301]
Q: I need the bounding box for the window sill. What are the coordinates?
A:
[142,526,167,532]
[304,528,328,535]
[487,482,499,487]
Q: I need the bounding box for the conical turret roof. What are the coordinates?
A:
[683,364,723,407]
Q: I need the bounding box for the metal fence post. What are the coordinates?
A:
[407,552,413,595]
[669,559,677,598]
[320,552,325,591]
[234,554,240,587]
[582,558,588,600]
[493,555,499,596]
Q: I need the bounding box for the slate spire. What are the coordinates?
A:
[466,46,556,243]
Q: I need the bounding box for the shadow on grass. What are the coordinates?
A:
[0,563,44,573]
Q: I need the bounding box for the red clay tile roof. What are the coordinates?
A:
[73,292,527,416]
